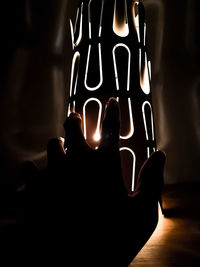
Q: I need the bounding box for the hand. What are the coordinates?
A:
[25,98,165,266]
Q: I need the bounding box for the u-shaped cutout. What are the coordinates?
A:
[112,43,131,91]
[139,49,151,95]
[117,97,134,140]
[120,147,136,192]
[84,43,103,91]
[113,0,129,37]
[88,0,105,38]
[99,0,104,37]
[83,98,102,141]
[70,2,83,49]
[142,101,155,141]
[88,0,92,39]
[132,1,140,42]
[69,51,80,97]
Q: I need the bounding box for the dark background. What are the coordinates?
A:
[0,0,200,191]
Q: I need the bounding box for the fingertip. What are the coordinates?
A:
[63,112,88,151]
[136,150,166,193]
[105,97,120,119]
[64,112,82,130]
[106,97,118,107]
[153,149,166,157]
[99,98,120,149]
[69,112,82,120]
[58,137,65,144]
[47,137,64,152]
[150,150,166,165]
[47,137,65,166]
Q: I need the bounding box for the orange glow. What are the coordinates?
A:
[139,50,151,95]
[113,0,129,37]
[132,1,140,42]
[83,98,102,141]
[93,131,101,142]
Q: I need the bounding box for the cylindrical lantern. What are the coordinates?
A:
[67,0,156,195]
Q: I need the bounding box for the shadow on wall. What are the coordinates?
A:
[0,0,74,188]
[145,0,200,184]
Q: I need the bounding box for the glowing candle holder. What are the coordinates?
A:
[67,0,156,195]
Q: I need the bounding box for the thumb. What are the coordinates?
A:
[47,137,65,167]
[135,150,166,197]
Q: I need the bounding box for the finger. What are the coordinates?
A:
[47,137,65,167]
[135,150,166,197]
[63,112,89,152]
[99,97,120,150]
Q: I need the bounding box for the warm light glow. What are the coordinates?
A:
[139,49,151,94]
[150,203,165,239]
[69,51,80,97]
[93,131,101,142]
[70,3,83,49]
[69,19,74,50]
[68,1,156,197]
[67,104,71,117]
[148,60,151,80]
[143,22,146,46]
[145,204,173,244]
[88,1,92,39]
[120,147,136,192]
[120,98,134,140]
[132,2,140,42]
[99,26,102,38]
[83,98,102,140]
[113,0,129,37]
[84,43,103,90]
[89,21,92,39]
[142,101,155,141]
[147,147,150,158]
[98,0,104,37]
[59,137,65,144]
[112,43,131,91]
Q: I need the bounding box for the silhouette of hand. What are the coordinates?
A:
[25,98,165,267]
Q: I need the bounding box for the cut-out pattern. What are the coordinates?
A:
[84,43,103,91]
[120,147,136,192]
[139,49,151,95]
[67,1,156,194]
[142,101,155,141]
[69,51,80,97]
[118,98,134,140]
[83,98,102,141]
[70,2,83,49]
[113,0,129,37]
[112,43,131,91]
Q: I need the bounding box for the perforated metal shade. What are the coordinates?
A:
[67,0,156,194]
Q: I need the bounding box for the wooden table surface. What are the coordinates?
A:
[130,184,200,267]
